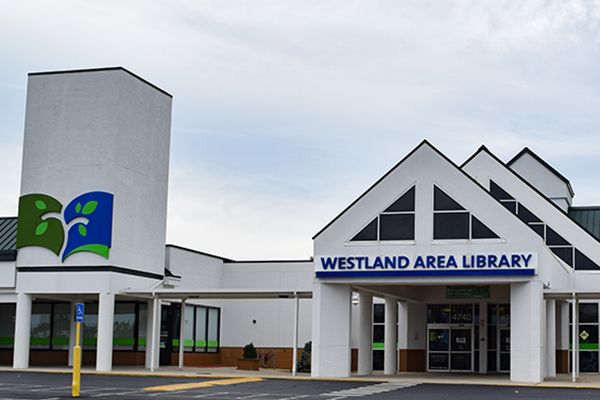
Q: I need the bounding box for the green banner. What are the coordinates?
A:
[446,285,490,299]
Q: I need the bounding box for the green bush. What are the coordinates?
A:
[243,342,257,359]
[296,341,311,373]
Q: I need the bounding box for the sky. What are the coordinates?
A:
[2,1,600,260]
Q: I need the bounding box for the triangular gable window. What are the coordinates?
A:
[433,185,499,240]
[350,186,415,242]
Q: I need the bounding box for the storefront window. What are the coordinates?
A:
[195,307,207,352]
[83,303,99,350]
[30,303,51,349]
[207,308,219,353]
[52,303,71,350]
[0,303,15,349]
[138,302,147,351]
[113,303,136,350]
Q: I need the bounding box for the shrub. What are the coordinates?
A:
[243,343,257,359]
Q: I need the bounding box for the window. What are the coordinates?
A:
[30,303,52,349]
[490,180,600,270]
[113,302,136,350]
[181,304,220,353]
[350,186,415,242]
[0,303,15,349]
[433,186,499,240]
[570,302,599,373]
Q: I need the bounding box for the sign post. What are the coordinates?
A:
[72,303,84,397]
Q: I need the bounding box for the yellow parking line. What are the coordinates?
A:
[143,377,264,391]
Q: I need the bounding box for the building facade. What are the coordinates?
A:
[1,67,600,383]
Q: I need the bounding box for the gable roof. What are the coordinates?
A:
[507,147,575,198]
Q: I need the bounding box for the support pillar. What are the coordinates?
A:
[397,301,408,371]
[546,299,556,378]
[13,293,32,369]
[510,281,544,383]
[357,292,373,376]
[311,282,352,378]
[96,292,115,372]
[145,299,155,369]
[179,299,186,369]
[479,301,488,374]
[384,297,397,375]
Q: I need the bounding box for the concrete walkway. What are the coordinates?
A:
[1,365,599,389]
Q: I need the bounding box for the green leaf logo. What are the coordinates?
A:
[35,221,48,236]
[75,203,82,213]
[78,225,87,237]
[82,201,98,215]
[35,200,47,210]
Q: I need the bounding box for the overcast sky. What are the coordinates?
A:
[2,1,600,260]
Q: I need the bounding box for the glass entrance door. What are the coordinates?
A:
[428,326,473,371]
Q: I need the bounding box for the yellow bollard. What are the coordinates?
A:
[72,321,81,397]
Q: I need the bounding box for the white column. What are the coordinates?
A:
[357,291,373,376]
[546,299,556,377]
[96,292,115,372]
[311,281,352,378]
[572,296,579,382]
[510,281,544,383]
[397,302,408,371]
[479,301,487,374]
[384,297,397,375]
[13,293,32,369]
[145,299,154,369]
[292,293,300,376]
[178,299,186,369]
[150,297,161,371]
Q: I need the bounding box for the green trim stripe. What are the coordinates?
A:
[184,339,194,347]
[83,338,97,346]
[0,337,14,345]
[207,341,219,348]
[172,339,179,347]
[570,343,599,350]
[113,338,135,346]
[373,343,384,349]
[138,338,146,346]
[52,337,70,345]
[195,340,207,347]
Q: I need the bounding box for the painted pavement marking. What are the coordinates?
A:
[322,382,421,397]
[144,377,263,392]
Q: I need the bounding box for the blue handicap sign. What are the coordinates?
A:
[75,303,84,322]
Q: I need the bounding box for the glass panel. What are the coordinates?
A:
[0,303,15,348]
[207,308,219,353]
[113,303,136,350]
[195,307,207,353]
[580,351,599,373]
[373,349,384,371]
[429,353,449,370]
[428,305,449,324]
[451,329,471,352]
[575,249,600,271]
[451,353,471,370]
[429,329,449,351]
[487,325,497,350]
[384,186,415,212]
[500,353,510,371]
[138,302,147,350]
[434,187,465,211]
[83,302,98,350]
[350,218,378,241]
[373,304,385,323]
[183,305,195,351]
[500,329,510,352]
[474,351,479,372]
[550,247,574,267]
[580,303,598,323]
[373,325,385,344]
[490,181,514,201]
[501,200,517,214]
[517,205,542,223]
[498,305,510,325]
[30,303,51,349]
[529,223,544,237]
[488,305,497,324]
[379,214,414,240]
[434,213,469,240]
[471,216,499,239]
[487,351,497,372]
[52,303,70,350]
[579,325,599,349]
[451,305,473,324]
[474,326,479,350]
[546,226,570,246]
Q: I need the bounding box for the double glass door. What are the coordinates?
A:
[428,326,473,371]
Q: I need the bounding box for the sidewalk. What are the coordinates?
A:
[1,365,600,389]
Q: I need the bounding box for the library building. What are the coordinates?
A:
[1,67,600,384]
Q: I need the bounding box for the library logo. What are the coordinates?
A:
[17,191,114,261]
